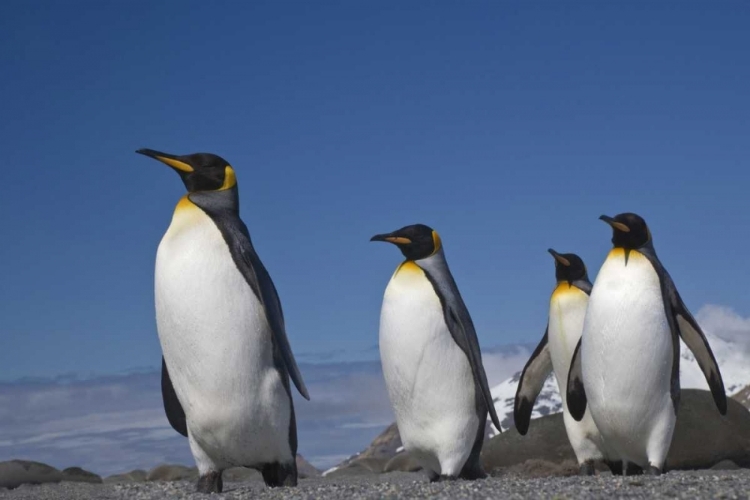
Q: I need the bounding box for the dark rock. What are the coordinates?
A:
[328,423,402,474]
[324,462,379,478]
[384,452,423,473]
[324,423,403,477]
[104,469,147,483]
[493,459,579,478]
[61,466,102,484]
[732,385,750,410]
[146,464,199,482]
[667,390,750,469]
[481,412,575,471]
[223,467,262,482]
[711,460,740,470]
[296,454,321,478]
[0,460,63,489]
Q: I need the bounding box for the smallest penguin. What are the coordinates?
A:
[372,224,502,481]
[514,249,612,475]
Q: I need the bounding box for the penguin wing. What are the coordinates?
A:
[212,214,311,400]
[513,329,553,435]
[640,247,727,415]
[423,271,503,432]
[161,357,188,437]
[566,338,587,421]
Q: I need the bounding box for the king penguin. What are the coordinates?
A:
[136,148,310,493]
[567,212,727,475]
[514,249,612,475]
[371,224,502,481]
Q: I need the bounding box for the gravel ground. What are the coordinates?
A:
[2,470,749,500]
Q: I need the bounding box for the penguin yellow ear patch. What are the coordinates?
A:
[431,231,442,255]
[219,166,237,190]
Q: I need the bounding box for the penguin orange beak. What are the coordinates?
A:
[548,248,570,266]
[599,215,630,233]
[136,148,194,173]
[370,234,412,245]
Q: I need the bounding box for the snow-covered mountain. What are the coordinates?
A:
[488,333,750,436]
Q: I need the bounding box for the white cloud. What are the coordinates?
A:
[0,362,396,476]
[696,304,750,352]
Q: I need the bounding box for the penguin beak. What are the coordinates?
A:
[136,148,194,173]
[370,233,412,245]
[548,248,570,266]
[599,215,630,233]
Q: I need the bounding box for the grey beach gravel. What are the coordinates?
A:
[1,470,749,500]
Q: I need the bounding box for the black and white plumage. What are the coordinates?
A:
[371,224,501,481]
[567,213,726,475]
[514,250,609,475]
[137,148,309,493]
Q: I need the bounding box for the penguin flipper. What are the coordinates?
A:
[422,271,502,432]
[513,328,553,435]
[236,238,311,401]
[161,357,188,437]
[640,246,727,415]
[566,338,587,421]
[674,309,726,414]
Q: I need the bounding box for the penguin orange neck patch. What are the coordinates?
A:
[175,195,197,211]
[395,260,424,277]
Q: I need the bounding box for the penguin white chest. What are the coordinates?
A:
[547,285,588,397]
[154,199,291,468]
[582,249,674,466]
[548,285,608,464]
[378,261,478,476]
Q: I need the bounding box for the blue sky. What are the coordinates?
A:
[1,0,750,472]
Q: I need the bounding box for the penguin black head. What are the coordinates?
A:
[600,212,651,249]
[548,249,588,283]
[370,224,442,260]
[136,148,237,193]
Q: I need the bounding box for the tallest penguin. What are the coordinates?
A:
[137,149,309,493]
[567,212,726,475]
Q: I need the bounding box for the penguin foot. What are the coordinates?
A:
[436,474,458,482]
[261,462,297,487]
[458,463,487,480]
[605,460,623,476]
[646,465,663,476]
[427,470,440,482]
[627,463,644,476]
[196,470,223,493]
[606,461,643,476]
[578,461,596,476]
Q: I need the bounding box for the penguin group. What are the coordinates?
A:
[136,149,727,492]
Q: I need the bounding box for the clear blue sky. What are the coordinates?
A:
[1,1,749,380]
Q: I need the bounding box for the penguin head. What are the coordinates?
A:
[548,249,588,283]
[600,212,651,249]
[136,148,237,193]
[370,224,442,260]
